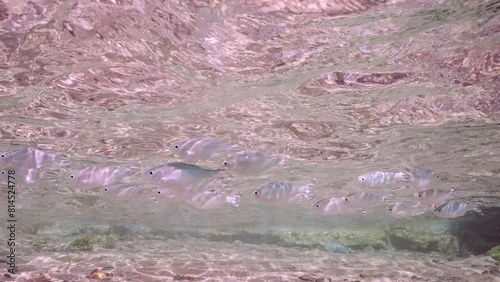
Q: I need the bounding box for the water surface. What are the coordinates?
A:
[0,0,499,280]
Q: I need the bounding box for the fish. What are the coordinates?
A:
[0,147,68,169]
[433,201,482,218]
[101,183,147,201]
[251,181,315,205]
[69,166,136,187]
[341,192,388,209]
[188,190,240,210]
[312,197,358,215]
[169,137,239,162]
[1,167,52,184]
[222,152,284,176]
[358,170,408,187]
[414,188,454,206]
[386,202,428,218]
[406,168,440,189]
[145,162,220,192]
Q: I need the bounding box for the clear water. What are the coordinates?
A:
[0,0,499,281]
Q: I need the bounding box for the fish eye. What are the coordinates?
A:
[418,194,422,197]
[174,144,179,149]
[70,175,74,178]
[344,198,348,201]
[315,204,320,208]
[361,177,365,181]
[438,209,442,212]
[157,191,161,194]
[149,171,153,175]
[1,154,4,158]
[389,208,392,211]
[104,188,108,192]
[223,161,228,165]
[254,191,258,195]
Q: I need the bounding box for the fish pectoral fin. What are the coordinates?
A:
[298,183,315,199]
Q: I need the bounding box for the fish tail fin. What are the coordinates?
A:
[212,144,241,160]
[40,169,57,180]
[55,155,71,167]
[217,175,233,187]
[394,172,410,182]
[226,194,241,208]
[472,204,484,216]
[228,144,242,152]
[474,208,484,216]
[127,166,141,175]
[278,155,292,167]
[298,182,315,200]
[381,193,395,203]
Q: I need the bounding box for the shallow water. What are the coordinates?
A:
[0,0,499,281]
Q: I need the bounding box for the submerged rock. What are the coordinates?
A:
[486,246,500,261]
[450,207,500,255]
[67,237,95,252]
[298,273,329,282]
[32,238,48,247]
[201,227,389,251]
[103,233,120,249]
[324,242,350,254]
[387,226,460,256]
[88,268,112,280]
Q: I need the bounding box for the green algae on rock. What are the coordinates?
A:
[486,246,500,261]
[67,237,95,252]
[387,226,460,256]
[194,226,389,251]
[280,229,389,250]
[32,237,49,247]
[103,233,120,249]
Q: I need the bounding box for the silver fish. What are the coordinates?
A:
[145,162,219,192]
[223,152,284,176]
[170,137,239,161]
[312,197,358,215]
[252,181,315,205]
[358,170,408,187]
[188,190,240,210]
[0,147,67,169]
[386,202,428,218]
[406,168,440,189]
[101,183,147,201]
[433,201,481,218]
[414,188,453,206]
[1,167,52,184]
[341,192,388,209]
[69,166,136,187]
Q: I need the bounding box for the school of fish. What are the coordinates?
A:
[0,139,482,218]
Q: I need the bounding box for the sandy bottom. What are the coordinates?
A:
[2,236,499,282]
